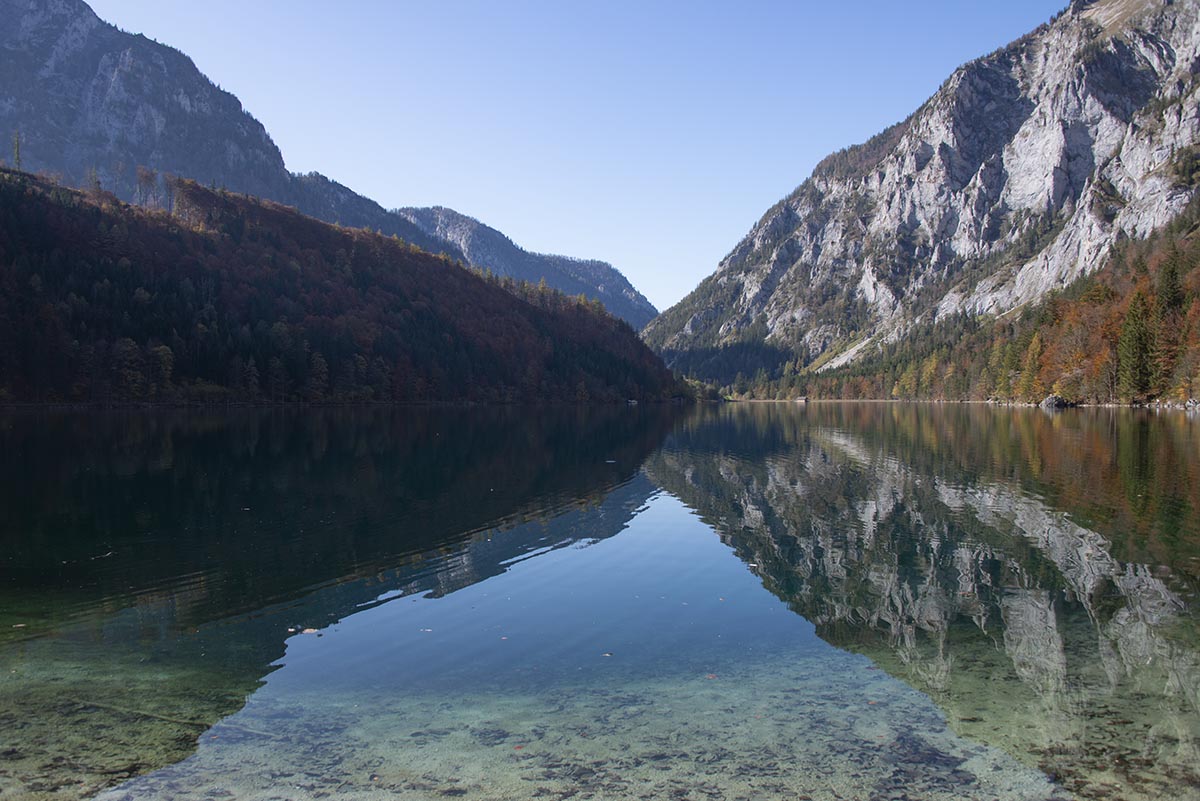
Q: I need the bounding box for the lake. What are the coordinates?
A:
[1,403,1197,801]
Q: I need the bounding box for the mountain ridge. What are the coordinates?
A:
[396,206,657,330]
[644,0,1200,382]
[0,0,655,326]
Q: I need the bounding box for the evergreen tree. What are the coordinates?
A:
[268,357,289,402]
[1118,291,1153,400]
[1000,342,1022,400]
[1157,247,1184,315]
[149,345,174,398]
[1153,315,1181,396]
[243,357,261,399]
[1152,255,1185,395]
[11,130,20,171]
[1016,332,1044,402]
[986,339,1007,399]
[306,352,329,401]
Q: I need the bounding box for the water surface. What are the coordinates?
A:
[1,404,1197,800]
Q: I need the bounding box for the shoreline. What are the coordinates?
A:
[723,397,1200,411]
[0,399,691,411]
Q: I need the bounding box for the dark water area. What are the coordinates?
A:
[0,403,1196,800]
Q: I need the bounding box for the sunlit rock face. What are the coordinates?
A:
[645,405,1200,800]
[645,0,1200,373]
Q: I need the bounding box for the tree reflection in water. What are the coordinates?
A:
[649,403,1200,800]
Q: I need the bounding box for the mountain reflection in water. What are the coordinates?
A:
[1,403,1197,801]
[0,407,677,798]
[648,403,1200,800]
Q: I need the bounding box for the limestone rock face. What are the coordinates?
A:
[0,0,287,198]
[645,0,1200,374]
[0,0,655,324]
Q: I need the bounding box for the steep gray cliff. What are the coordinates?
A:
[0,0,655,325]
[645,0,1200,375]
[398,207,657,329]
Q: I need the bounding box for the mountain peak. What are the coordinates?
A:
[0,0,99,51]
[0,0,96,23]
[645,0,1200,382]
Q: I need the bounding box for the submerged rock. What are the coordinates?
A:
[1039,395,1072,409]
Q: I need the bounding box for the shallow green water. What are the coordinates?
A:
[1,404,1197,800]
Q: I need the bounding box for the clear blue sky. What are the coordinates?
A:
[87,0,1064,311]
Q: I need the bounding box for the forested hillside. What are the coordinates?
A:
[0,170,680,404]
[724,193,1200,403]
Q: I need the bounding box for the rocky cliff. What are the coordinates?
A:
[0,0,655,325]
[645,0,1200,378]
[398,206,657,329]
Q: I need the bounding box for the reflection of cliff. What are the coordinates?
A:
[0,408,669,800]
[646,405,1200,801]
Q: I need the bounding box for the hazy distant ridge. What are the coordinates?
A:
[398,206,657,330]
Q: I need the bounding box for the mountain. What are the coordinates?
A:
[0,169,681,403]
[766,196,1200,404]
[0,0,462,258]
[644,0,1200,384]
[645,403,1200,799]
[0,0,654,326]
[397,206,657,330]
